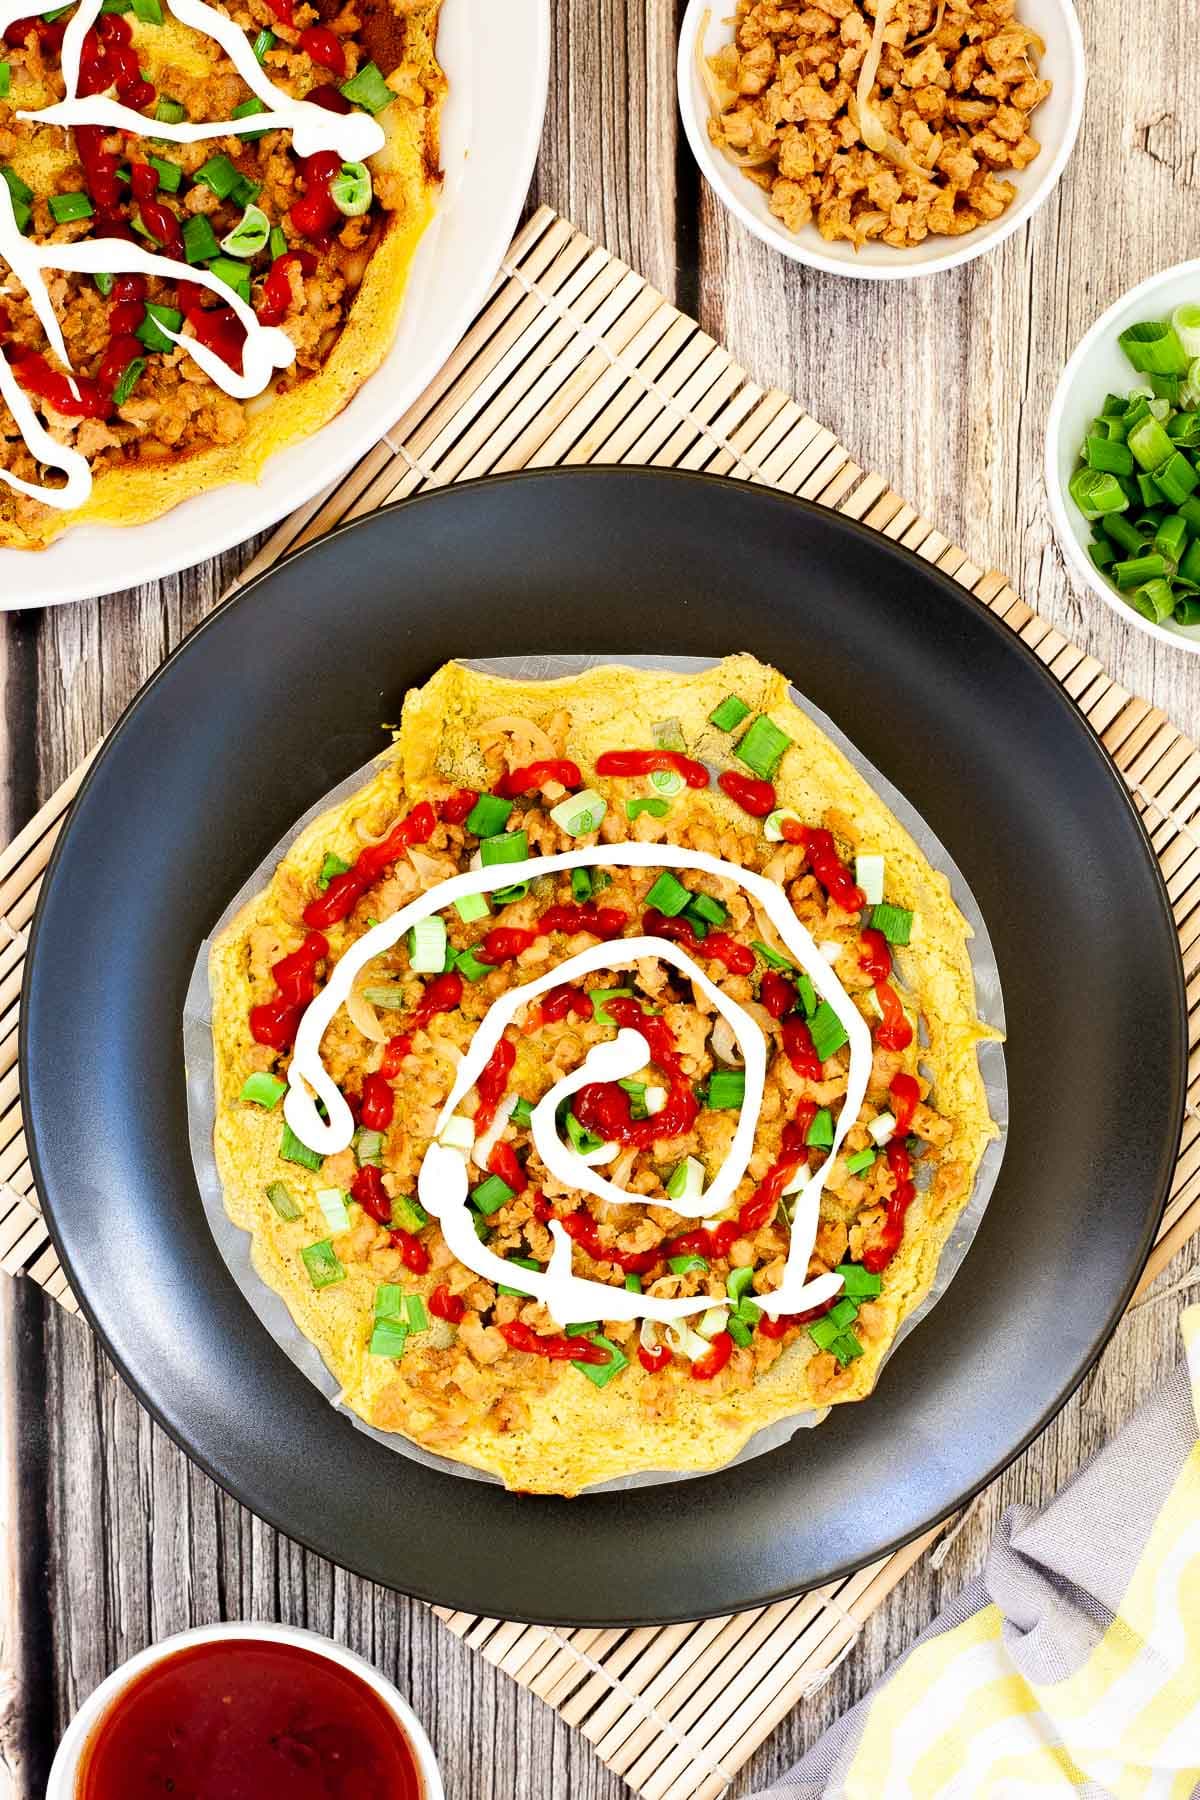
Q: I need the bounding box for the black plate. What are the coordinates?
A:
[23,470,1185,1626]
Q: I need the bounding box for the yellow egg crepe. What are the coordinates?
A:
[209,655,998,1494]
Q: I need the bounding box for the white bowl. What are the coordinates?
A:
[1046,258,1200,653]
[676,0,1085,280]
[46,1621,445,1798]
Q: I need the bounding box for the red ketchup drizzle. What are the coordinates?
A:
[129,161,159,201]
[302,801,437,927]
[642,906,699,948]
[185,301,245,372]
[380,1034,413,1078]
[551,1208,659,1276]
[874,981,913,1050]
[890,1072,920,1138]
[536,902,627,940]
[75,1637,423,1800]
[438,787,478,824]
[637,1340,672,1373]
[138,198,182,253]
[6,14,67,48]
[390,1228,429,1274]
[717,769,775,817]
[12,354,110,419]
[736,1108,817,1233]
[801,827,866,912]
[350,1163,391,1225]
[573,997,697,1150]
[410,970,463,1031]
[487,1141,526,1193]
[257,249,317,326]
[494,759,581,797]
[861,1142,915,1273]
[359,1071,394,1131]
[537,985,594,1025]
[75,120,124,241]
[477,926,534,965]
[248,931,328,1049]
[267,0,294,22]
[498,1320,610,1365]
[108,273,147,326]
[859,925,913,1049]
[756,1314,791,1339]
[299,22,346,74]
[307,81,352,113]
[429,1284,465,1323]
[664,1220,739,1262]
[690,1331,733,1380]
[702,931,756,975]
[781,1015,823,1080]
[290,149,344,237]
[858,927,891,983]
[758,1296,833,1340]
[760,970,797,1019]
[473,1036,515,1136]
[595,750,709,788]
[76,15,153,109]
[99,332,140,389]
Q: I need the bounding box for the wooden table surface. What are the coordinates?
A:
[2,1,1198,1794]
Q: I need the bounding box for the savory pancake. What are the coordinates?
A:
[0,0,443,548]
[209,655,998,1494]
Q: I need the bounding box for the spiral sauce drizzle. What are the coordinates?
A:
[285,843,870,1329]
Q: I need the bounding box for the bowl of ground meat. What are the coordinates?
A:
[677,0,1085,280]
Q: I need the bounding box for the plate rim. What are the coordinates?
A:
[21,467,1188,1625]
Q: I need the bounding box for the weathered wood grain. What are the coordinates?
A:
[4,0,1200,1794]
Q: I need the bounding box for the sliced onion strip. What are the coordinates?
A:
[710,1015,744,1067]
[904,0,945,50]
[478,714,557,761]
[347,979,388,1043]
[471,1092,518,1170]
[696,7,738,115]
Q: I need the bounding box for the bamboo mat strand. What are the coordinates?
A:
[6,208,1200,1796]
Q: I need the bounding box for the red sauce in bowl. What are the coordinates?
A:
[76,1638,424,1800]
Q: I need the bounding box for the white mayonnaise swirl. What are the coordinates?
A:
[432,934,765,1220]
[28,0,385,157]
[0,0,383,508]
[285,843,871,1328]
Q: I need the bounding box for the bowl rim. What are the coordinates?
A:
[45,1620,445,1798]
[675,0,1087,282]
[1044,255,1200,655]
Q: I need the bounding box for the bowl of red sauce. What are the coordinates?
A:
[47,1622,443,1800]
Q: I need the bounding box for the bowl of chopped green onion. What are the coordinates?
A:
[1047,259,1200,649]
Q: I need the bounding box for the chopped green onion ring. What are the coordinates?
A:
[221,201,271,258]
[330,160,372,217]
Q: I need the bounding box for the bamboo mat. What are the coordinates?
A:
[5,205,1200,1798]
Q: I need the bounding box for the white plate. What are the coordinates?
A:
[1046,258,1200,654]
[677,0,1085,281]
[0,0,551,608]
